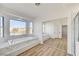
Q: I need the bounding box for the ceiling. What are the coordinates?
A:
[0,3,79,19]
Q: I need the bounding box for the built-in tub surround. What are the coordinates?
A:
[0,37,40,56]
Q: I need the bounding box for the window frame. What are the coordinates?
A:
[0,16,4,38]
[9,19,27,36]
[9,18,33,37]
[42,22,45,34]
[27,21,33,34]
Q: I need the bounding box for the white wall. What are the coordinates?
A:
[43,18,67,38]
[44,22,55,38]
[67,5,79,55]
[33,17,67,44]
[33,19,43,44]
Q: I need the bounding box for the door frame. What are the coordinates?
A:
[62,25,67,39]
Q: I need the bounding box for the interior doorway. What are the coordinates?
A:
[62,25,67,55]
[62,25,67,39]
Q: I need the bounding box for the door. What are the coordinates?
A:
[62,25,67,39]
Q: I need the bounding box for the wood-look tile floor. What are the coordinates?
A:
[18,38,67,56]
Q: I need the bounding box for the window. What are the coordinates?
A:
[27,21,32,34]
[0,17,4,37]
[42,23,45,33]
[29,22,33,34]
[27,22,33,34]
[10,20,26,36]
